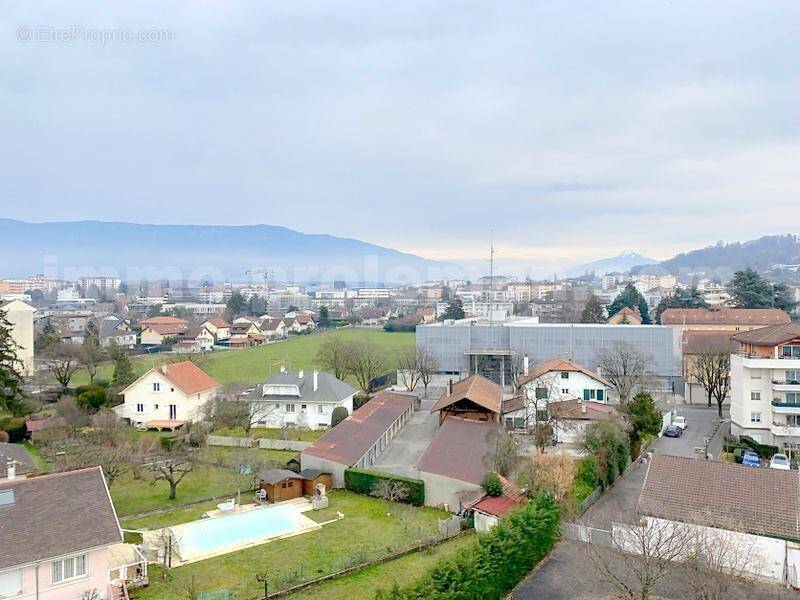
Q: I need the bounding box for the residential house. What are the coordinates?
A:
[0,467,147,600]
[301,391,416,487]
[516,357,611,406]
[99,315,137,349]
[418,416,502,511]
[246,369,357,430]
[138,315,188,327]
[607,306,642,325]
[0,443,36,481]
[139,321,188,346]
[0,299,34,376]
[114,361,221,429]
[415,307,437,324]
[356,306,387,327]
[293,312,316,332]
[173,326,215,354]
[466,476,524,531]
[635,454,799,585]
[228,321,266,347]
[730,322,800,448]
[260,318,287,340]
[201,318,231,342]
[281,316,302,334]
[430,374,502,425]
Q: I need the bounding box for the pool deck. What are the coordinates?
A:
[144,498,323,567]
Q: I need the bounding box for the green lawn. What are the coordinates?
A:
[110,463,245,517]
[71,329,414,387]
[199,445,297,467]
[130,491,450,600]
[120,499,226,531]
[211,426,325,442]
[287,533,477,600]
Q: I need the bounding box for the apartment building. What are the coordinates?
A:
[730,323,800,448]
[79,276,121,295]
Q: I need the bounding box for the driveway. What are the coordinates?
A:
[371,392,440,479]
[654,404,728,458]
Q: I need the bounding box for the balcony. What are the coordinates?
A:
[771,422,800,437]
[771,400,800,414]
[736,354,800,370]
[772,380,800,392]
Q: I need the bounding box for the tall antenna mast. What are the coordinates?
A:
[489,230,495,327]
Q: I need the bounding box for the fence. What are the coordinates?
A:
[576,486,603,515]
[257,438,309,452]
[206,435,253,448]
[561,522,613,547]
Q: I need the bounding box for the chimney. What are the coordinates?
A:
[596,366,603,379]
[280,365,286,373]
[448,379,453,396]
[581,403,587,415]
[7,461,15,481]
[161,364,168,374]
[523,354,529,375]
[313,370,319,391]
[298,370,304,379]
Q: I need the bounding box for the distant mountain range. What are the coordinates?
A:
[632,234,800,279]
[0,219,454,284]
[564,251,657,278]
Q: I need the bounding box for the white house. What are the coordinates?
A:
[729,322,800,448]
[0,299,35,376]
[201,318,231,342]
[516,356,612,405]
[114,361,221,430]
[247,369,357,430]
[173,326,215,354]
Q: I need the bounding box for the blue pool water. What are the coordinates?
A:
[173,504,303,558]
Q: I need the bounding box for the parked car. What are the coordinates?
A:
[664,424,682,438]
[742,451,761,467]
[770,453,791,470]
[672,415,687,430]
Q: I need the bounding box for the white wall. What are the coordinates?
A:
[522,370,610,404]
[250,394,354,430]
[116,370,216,425]
[474,511,499,532]
[300,454,348,488]
[419,470,482,512]
[1,300,34,376]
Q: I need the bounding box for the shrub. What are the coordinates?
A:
[481,472,503,497]
[575,455,599,489]
[331,406,349,428]
[739,435,779,459]
[733,448,743,463]
[0,431,9,443]
[0,417,27,443]
[344,468,425,506]
[75,383,110,412]
[375,495,560,600]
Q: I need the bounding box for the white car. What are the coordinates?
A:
[672,415,687,430]
[770,454,791,470]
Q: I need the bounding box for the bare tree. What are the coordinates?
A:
[517,375,573,454]
[689,339,731,417]
[370,479,410,503]
[516,453,575,502]
[597,342,651,406]
[147,445,195,500]
[347,341,387,393]
[43,342,83,388]
[207,384,277,437]
[397,348,423,392]
[491,430,519,477]
[315,336,352,381]
[417,347,439,399]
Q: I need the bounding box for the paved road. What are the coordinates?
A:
[655,404,728,458]
[371,394,439,479]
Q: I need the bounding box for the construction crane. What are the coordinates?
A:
[245,268,274,299]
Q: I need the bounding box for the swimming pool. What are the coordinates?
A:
[167,503,320,563]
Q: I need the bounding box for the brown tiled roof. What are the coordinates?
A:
[731,322,800,347]
[204,318,230,328]
[501,395,526,414]
[430,374,502,415]
[682,330,738,354]
[0,467,123,569]
[140,316,188,325]
[473,494,519,517]
[555,399,621,421]
[302,391,416,465]
[159,362,220,395]
[660,308,790,326]
[638,454,800,541]
[418,418,500,485]
[516,357,610,388]
[145,323,188,336]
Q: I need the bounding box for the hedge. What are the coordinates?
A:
[0,417,27,443]
[375,495,560,600]
[740,435,780,459]
[344,468,425,506]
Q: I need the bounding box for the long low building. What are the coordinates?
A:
[300,391,417,487]
[416,317,682,390]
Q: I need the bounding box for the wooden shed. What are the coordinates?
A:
[259,469,303,502]
[298,469,332,496]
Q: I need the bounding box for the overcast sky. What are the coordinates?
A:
[2,1,799,276]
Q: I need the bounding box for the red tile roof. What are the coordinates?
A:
[204,318,230,328]
[731,322,800,347]
[302,391,416,465]
[638,454,800,540]
[430,374,502,415]
[419,417,501,485]
[140,316,188,325]
[516,357,610,388]
[155,361,220,395]
[660,308,790,326]
[473,494,518,517]
[144,323,188,335]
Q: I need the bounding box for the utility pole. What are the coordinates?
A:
[256,572,269,599]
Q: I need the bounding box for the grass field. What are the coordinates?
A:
[210,426,326,442]
[130,491,451,600]
[71,329,414,387]
[287,533,477,600]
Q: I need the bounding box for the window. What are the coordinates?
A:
[0,569,22,597]
[153,382,161,392]
[560,372,570,379]
[317,405,324,414]
[787,370,800,383]
[750,370,762,380]
[750,391,761,402]
[783,345,800,358]
[750,412,762,423]
[787,415,800,427]
[562,388,569,395]
[52,554,86,584]
[535,387,549,400]
[301,404,307,410]
[787,392,800,404]
[286,404,295,413]
[597,389,605,402]
[154,404,159,410]
[136,403,144,413]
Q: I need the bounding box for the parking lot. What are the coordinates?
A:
[655,404,729,458]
